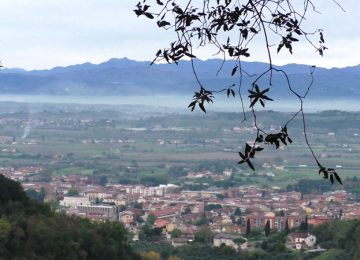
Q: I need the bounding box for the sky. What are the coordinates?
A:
[0,0,359,70]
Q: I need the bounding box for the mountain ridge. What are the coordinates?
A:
[0,58,359,98]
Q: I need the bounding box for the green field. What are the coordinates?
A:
[0,103,358,188]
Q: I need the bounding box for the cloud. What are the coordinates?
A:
[0,0,359,69]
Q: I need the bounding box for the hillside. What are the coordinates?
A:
[0,58,359,99]
[0,174,138,260]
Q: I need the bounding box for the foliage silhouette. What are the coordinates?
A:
[134,0,343,184]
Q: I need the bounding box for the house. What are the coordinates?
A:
[149,207,180,219]
[166,223,177,233]
[119,211,135,226]
[154,219,169,229]
[289,233,317,250]
[308,215,332,226]
[172,237,190,247]
[213,233,247,250]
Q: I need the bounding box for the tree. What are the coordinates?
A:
[216,194,225,200]
[195,226,214,243]
[304,215,308,231]
[99,176,108,186]
[170,228,182,238]
[134,0,343,184]
[234,207,241,216]
[183,207,191,214]
[264,220,271,237]
[0,217,11,243]
[233,237,246,247]
[147,213,156,226]
[143,251,161,260]
[67,189,79,196]
[339,209,343,220]
[133,202,143,209]
[168,256,182,260]
[285,218,290,235]
[246,218,251,236]
[299,215,308,232]
[0,175,138,259]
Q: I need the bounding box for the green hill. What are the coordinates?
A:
[0,174,138,260]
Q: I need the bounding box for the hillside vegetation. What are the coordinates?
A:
[0,174,137,260]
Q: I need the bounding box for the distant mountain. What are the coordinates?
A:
[0,57,359,99]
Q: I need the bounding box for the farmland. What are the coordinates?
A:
[0,102,358,189]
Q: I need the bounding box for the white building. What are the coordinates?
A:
[289,233,317,250]
[60,196,91,207]
[213,233,248,250]
[77,205,118,220]
[125,184,179,197]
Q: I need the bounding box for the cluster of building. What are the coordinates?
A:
[2,166,360,251]
[0,166,45,182]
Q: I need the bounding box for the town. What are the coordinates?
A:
[2,165,359,252]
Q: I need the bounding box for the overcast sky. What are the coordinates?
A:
[0,0,358,70]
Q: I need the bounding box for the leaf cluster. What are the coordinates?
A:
[237,143,263,171]
[248,84,273,108]
[134,0,327,65]
[188,87,214,113]
[260,126,292,149]
[317,162,343,185]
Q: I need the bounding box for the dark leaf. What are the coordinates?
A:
[245,143,252,154]
[250,27,257,33]
[249,98,258,108]
[294,29,302,35]
[237,159,245,165]
[333,171,343,185]
[249,150,255,158]
[260,99,265,107]
[247,160,255,171]
[144,12,154,19]
[238,152,246,160]
[184,52,196,58]
[274,140,280,149]
[231,66,238,76]
[199,102,206,113]
[256,135,263,143]
[262,95,274,101]
[143,5,150,12]
[188,101,196,108]
[157,20,171,27]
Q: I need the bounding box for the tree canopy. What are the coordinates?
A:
[0,174,137,259]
